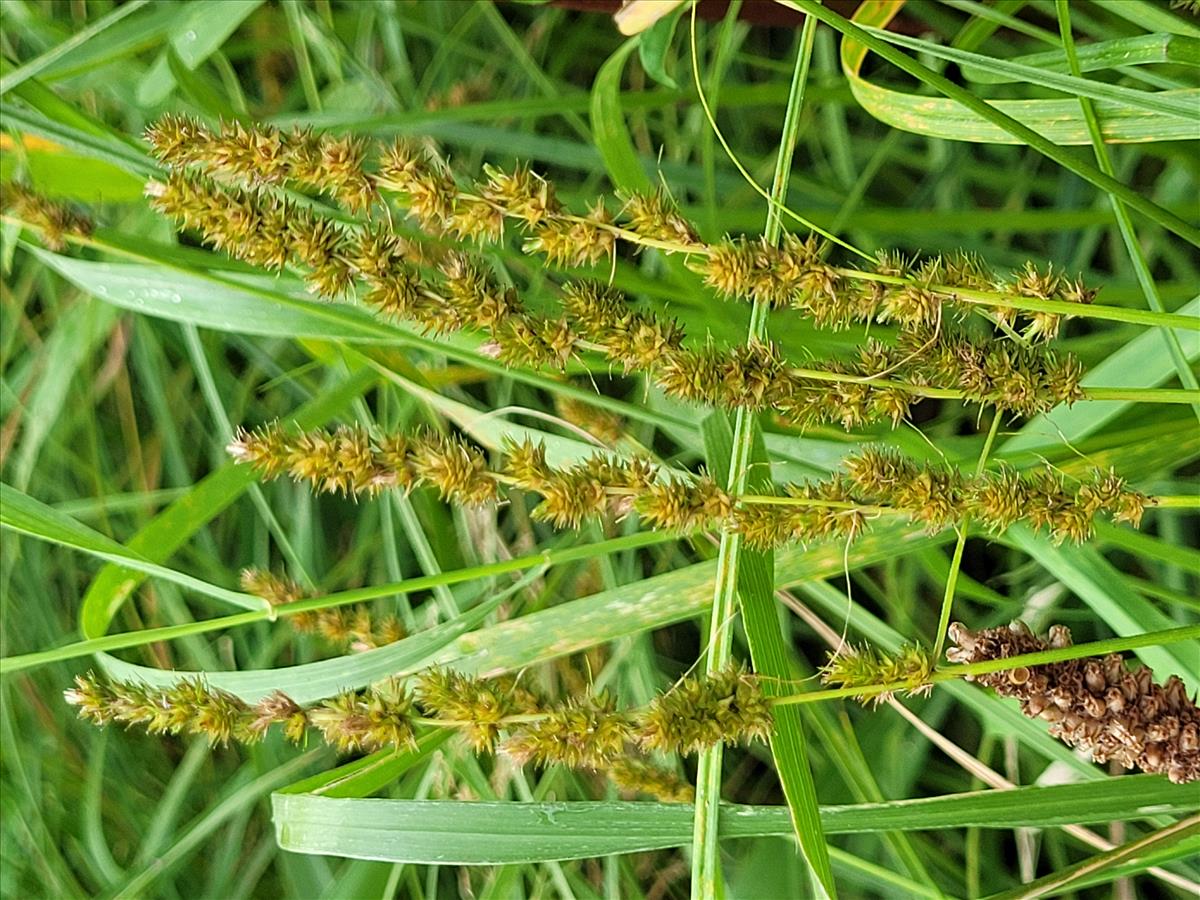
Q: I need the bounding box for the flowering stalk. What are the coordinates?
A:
[64,663,771,799]
[139,113,1200,336]
[819,642,938,705]
[62,622,1199,785]
[228,425,1150,547]
[371,145,1114,343]
[697,237,1096,343]
[142,170,1200,422]
[17,186,1194,418]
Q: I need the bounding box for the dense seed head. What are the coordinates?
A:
[948,622,1200,783]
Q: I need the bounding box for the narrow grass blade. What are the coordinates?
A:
[0,482,263,611]
[704,412,835,897]
[277,731,453,799]
[856,27,1199,120]
[690,10,836,894]
[960,33,1200,84]
[269,777,1196,865]
[0,0,153,94]
[984,816,1200,900]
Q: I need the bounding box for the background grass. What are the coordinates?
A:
[1,1,1198,898]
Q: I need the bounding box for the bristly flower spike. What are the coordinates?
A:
[145,115,376,212]
[502,693,633,770]
[240,568,403,650]
[619,188,700,247]
[819,643,937,704]
[416,670,540,753]
[638,664,773,755]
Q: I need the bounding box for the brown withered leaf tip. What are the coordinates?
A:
[948,621,1199,784]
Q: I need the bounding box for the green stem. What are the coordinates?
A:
[784,364,1200,406]
[690,3,837,897]
[282,0,322,112]
[932,415,1001,662]
[737,495,893,515]
[1084,388,1200,405]
[1154,495,1200,509]
[833,268,1200,333]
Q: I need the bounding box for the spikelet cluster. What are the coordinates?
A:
[732,452,1145,550]
[240,569,403,650]
[608,757,695,803]
[699,234,837,311]
[415,670,540,753]
[523,200,616,268]
[147,171,355,294]
[636,474,733,533]
[3,183,93,250]
[1004,261,1097,341]
[144,115,1088,426]
[733,477,867,548]
[148,169,589,370]
[307,679,416,753]
[574,315,1080,425]
[226,423,497,504]
[229,425,1146,549]
[819,643,937,704]
[900,326,1085,414]
[564,280,941,432]
[62,672,425,753]
[947,622,1199,784]
[65,673,269,746]
[502,437,659,527]
[374,136,680,262]
[68,664,772,773]
[502,693,633,769]
[619,188,700,247]
[638,665,773,754]
[844,448,1146,542]
[154,113,690,269]
[145,114,375,211]
[699,239,1095,343]
[231,424,749,536]
[239,567,305,607]
[559,281,685,372]
[144,114,1099,363]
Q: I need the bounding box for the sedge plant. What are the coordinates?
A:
[2,2,1198,899]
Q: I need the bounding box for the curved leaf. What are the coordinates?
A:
[838,0,1200,144]
[590,39,653,192]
